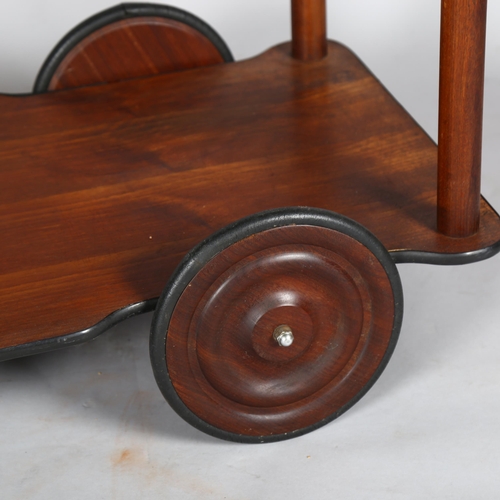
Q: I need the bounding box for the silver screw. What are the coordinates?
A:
[273,325,294,347]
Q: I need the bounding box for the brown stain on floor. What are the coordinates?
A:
[111,446,155,471]
[112,448,134,467]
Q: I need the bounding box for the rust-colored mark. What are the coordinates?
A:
[112,448,140,468]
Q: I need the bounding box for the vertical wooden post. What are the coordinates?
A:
[291,0,327,61]
[438,0,488,237]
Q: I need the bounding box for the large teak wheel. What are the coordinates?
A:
[34,3,233,92]
[150,208,403,443]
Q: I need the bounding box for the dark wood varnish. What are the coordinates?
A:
[165,224,397,437]
[44,17,227,91]
[1,42,500,351]
[292,0,327,61]
[438,0,488,237]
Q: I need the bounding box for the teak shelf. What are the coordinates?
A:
[0,0,498,442]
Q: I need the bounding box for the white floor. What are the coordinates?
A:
[2,2,500,499]
[4,260,500,499]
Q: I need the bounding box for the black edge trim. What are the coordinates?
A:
[150,207,404,444]
[0,298,157,362]
[391,238,500,265]
[33,2,234,93]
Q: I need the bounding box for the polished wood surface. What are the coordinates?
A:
[291,0,327,61]
[46,17,226,91]
[166,225,396,436]
[1,41,500,350]
[438,0,488,237]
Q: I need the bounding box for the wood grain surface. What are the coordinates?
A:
[166,225,396,436]
[1,41,500,349]
[45,17,226,91]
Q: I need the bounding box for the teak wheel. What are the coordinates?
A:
[34,3,233,92]
[150,208,403,443]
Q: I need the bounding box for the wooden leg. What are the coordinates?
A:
[291,0,327,61]
[438,0,488,237]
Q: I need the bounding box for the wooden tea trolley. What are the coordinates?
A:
[1,1,499,442]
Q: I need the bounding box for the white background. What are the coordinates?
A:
[1,1,500,498]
